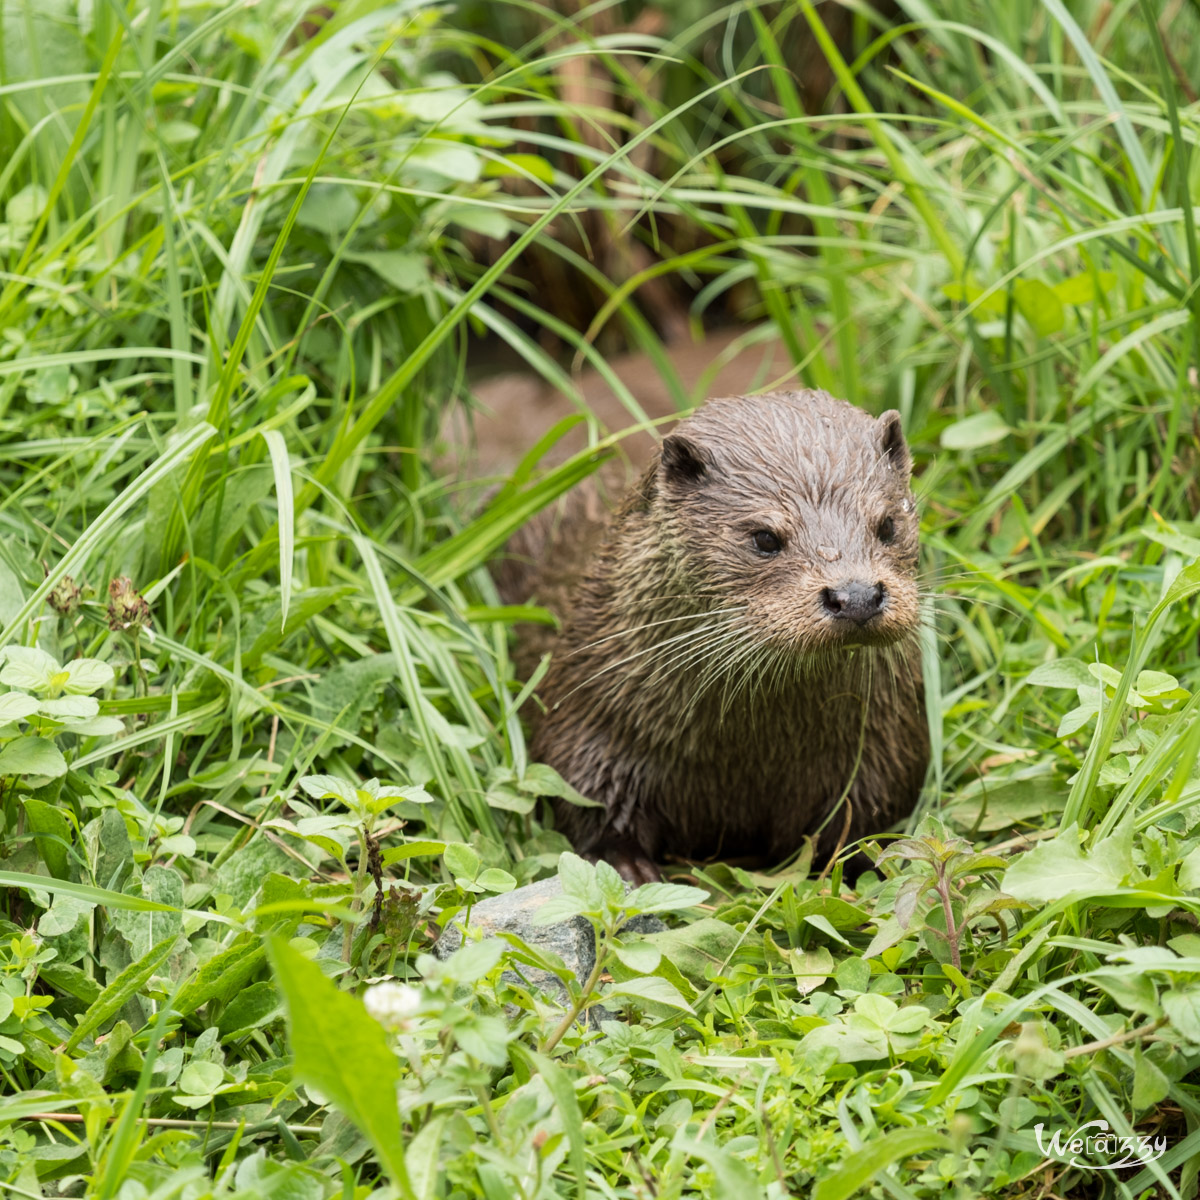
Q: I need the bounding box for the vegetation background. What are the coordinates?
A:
[0,0,1198,1196]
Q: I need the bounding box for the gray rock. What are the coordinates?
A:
[434,877,664,1009]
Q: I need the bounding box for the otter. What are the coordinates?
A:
[499,389,929,883]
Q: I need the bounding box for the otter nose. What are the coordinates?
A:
[821,580,886,625]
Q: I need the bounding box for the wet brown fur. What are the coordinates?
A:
[497,390,930,881]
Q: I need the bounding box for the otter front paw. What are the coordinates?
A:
[585,837,661,884]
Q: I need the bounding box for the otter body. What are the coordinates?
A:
[504,390,929,882]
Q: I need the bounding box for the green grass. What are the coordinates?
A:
[0,0,1199,1196]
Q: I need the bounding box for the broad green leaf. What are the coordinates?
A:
[38,893,93,937]
[513,1046,588,1200]
[268,937,415,1198]
[0,736,67,779]
[1002,824,1132,903]
[381,840,446,866]
[22,798,73,879]
[485,153,555,183]
[1163,988,1200,1043]
[624,882,708,915]
[1133,1052,1170,1109]
[443,843,480,879]
[298,774,357,807]
[217,981,281,1038]
[1013,278,1065,335]
[645,918,741,984]
[940,411,1011,451]
[0,693,38,722]
[174,940,266,1017]
[178,1060,224,1095]
[476,868,516,893]
[344,249,429,292]
[605,976,695,1014]
[62,658,115,694]
[440,938,505,984]
[405,1115,447,1200]
[1027,658,1092,688]
[1053,271,1116,304]
[65,933,178,1052]
[609,940,662,973]
[517,763,595,807]
[0,647,58,692]
[812,1127,950,1200]
[39,695,99,719]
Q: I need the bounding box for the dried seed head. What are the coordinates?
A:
[106,576,152,633]
[48,575,82,618]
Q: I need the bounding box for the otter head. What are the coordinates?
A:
[652,390,921,653]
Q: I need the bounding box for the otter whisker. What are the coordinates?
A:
[554,617,736,706]
[666,623,752,711]
[564,606,747,658]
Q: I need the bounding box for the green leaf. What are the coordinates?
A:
[1162,988,1200,1043]
[485,152,555,184]
[62,658,115,695]
[676,1132,757,1196]
[440,938,504,984]
[1013,278,1065,335]
[217,981,281,1038]
[65,933,178,1053]
[38,894,93,937]
[344,250,430,292]
[1135,670,1181,697]
[39,695,98,719]
[443,843,480,879]
[446,204,508,239]
[178,1060,224,1095]
[1054,271,1117,304]
[940,411,1012,451]
[0,647,58,692]
[405,1116,447,1200]
[381,840,446,866]
[645,918,741,984]
[267,937,415,1198]
[517,763,596,807]
[605,976,695,1014]
[476,868,516,894]
[0,693,38,722]
[1002,824,1133,903]
[174,940,266,1017]
[22,797,72,879]
[610,939,662,973]
[0,870,177,912]
[625,882,709,915]
[298,774,357,806]
[0,736,67,779]
[1027,658,1092,688]
[516,1047,588,1200]
[1132,1052,1170,1110]
[812,1127,950,1200]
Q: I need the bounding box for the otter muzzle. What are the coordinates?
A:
[820,580,887,626]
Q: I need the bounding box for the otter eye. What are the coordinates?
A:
[751,529,782,556]
[877,516,896,545]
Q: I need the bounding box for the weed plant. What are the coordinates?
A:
[0,0,1198,1197]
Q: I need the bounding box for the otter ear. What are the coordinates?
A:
[875,411,912,476]
[660,434,711,484]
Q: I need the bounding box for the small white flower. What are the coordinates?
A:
[363,981,422,1031]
